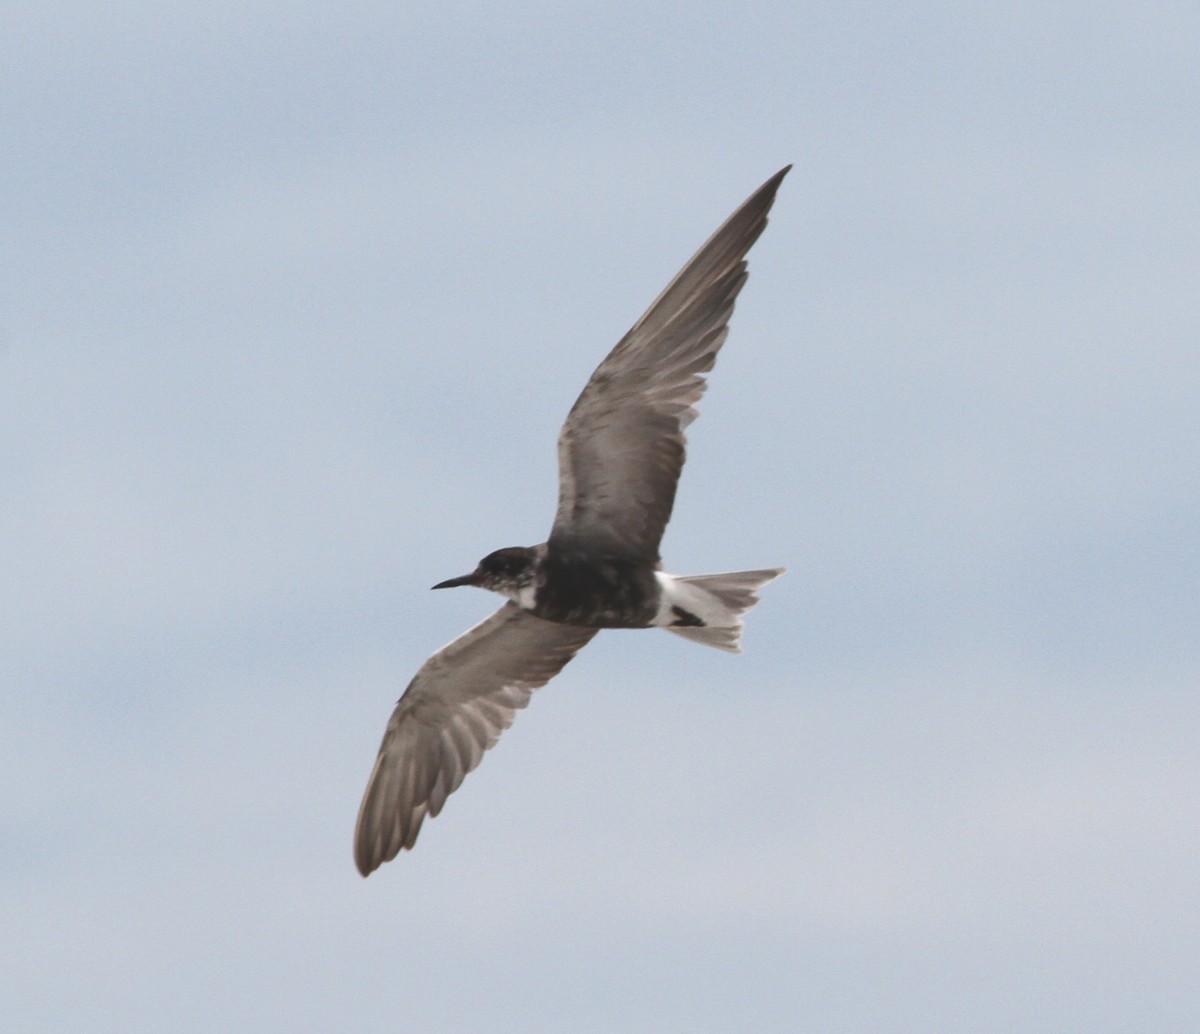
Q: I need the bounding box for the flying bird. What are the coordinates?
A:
[355,166,790,875]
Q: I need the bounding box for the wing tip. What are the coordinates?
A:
[747,163,792,220]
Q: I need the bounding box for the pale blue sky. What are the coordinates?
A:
[3,3,1198,1031]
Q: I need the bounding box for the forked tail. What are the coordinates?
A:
[663,568,785,653]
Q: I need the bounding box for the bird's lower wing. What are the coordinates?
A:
[354,602,598,874]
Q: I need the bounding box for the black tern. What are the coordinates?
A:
[355,166,790,875]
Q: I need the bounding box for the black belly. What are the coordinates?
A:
[533,550,660,628]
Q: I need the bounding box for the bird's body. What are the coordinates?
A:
[442,543,781,640]
[462,544,662,627]
[355,166,790,875]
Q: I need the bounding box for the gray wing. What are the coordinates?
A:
[354,602,598,874]
[549,166,790,563]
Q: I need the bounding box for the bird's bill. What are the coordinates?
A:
[431,572,477,590]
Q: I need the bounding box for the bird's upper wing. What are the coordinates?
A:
[354,602,598,874]
[549,166,790,563]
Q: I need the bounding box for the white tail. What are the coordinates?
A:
[657,568,785,653]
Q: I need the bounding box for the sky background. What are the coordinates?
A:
[3,2,1198,1030]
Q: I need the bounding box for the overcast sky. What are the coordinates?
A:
[3,3,1198,1031]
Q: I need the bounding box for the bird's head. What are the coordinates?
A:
[432,546,539,596]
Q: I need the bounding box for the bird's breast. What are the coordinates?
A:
[532,551,660,628]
